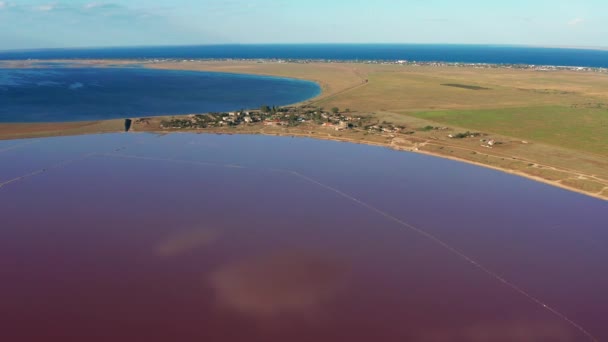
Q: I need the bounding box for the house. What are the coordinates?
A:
[335,121,348,131]
[264,120,281,126]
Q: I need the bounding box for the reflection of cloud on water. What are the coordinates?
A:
[157,229,219,257]
[69,82,84,90]
[208,250,347,318]
[419,319,574,342]
[0,69,65,87]
[0,74,23,86]
[36,81,63,86]
[186,140,221,148]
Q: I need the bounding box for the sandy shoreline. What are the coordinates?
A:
[1,121,606,201]
[142,128,608,202]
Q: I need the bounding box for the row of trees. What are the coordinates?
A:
[260,105,280,113]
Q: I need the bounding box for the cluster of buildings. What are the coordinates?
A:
[159,106,369,131]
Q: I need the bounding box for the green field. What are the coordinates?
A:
[408,106,608,156]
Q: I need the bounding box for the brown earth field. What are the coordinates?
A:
[1,60,607,200]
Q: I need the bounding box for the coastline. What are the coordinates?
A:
[141,125,608,202]
[6,123,602,201]
[1,60,607,201]
[1,119,606,201]
[190,129,608,202]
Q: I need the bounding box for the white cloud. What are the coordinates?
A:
[0,1,142,15]
[84,2,116,10]
[34,4,57,12]
[567,18,584,26]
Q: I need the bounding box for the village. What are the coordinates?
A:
[153,105,502,149]
[158,105,408,133]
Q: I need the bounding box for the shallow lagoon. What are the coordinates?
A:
[0,67,320,122]
[1,133,606,341]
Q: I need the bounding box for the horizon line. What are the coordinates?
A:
[1,43,608,54]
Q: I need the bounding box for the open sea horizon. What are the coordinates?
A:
[1,44,608,68]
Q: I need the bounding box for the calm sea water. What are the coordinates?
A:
[1,133,607,342]
[1,44,608,67]
[0,67,320,123]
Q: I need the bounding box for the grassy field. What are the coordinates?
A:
[407,106,608,156]
[314,65,608,113]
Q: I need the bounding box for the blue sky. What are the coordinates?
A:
[1,0,607,50]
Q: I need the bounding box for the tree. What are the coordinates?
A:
[260,105,271,113]
[289,114,297,126]
[331,107,340,114]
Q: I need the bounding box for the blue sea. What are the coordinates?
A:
[1,44,608,68]
[0,67,320,123]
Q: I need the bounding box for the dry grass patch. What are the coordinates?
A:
[560,179,606,193]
